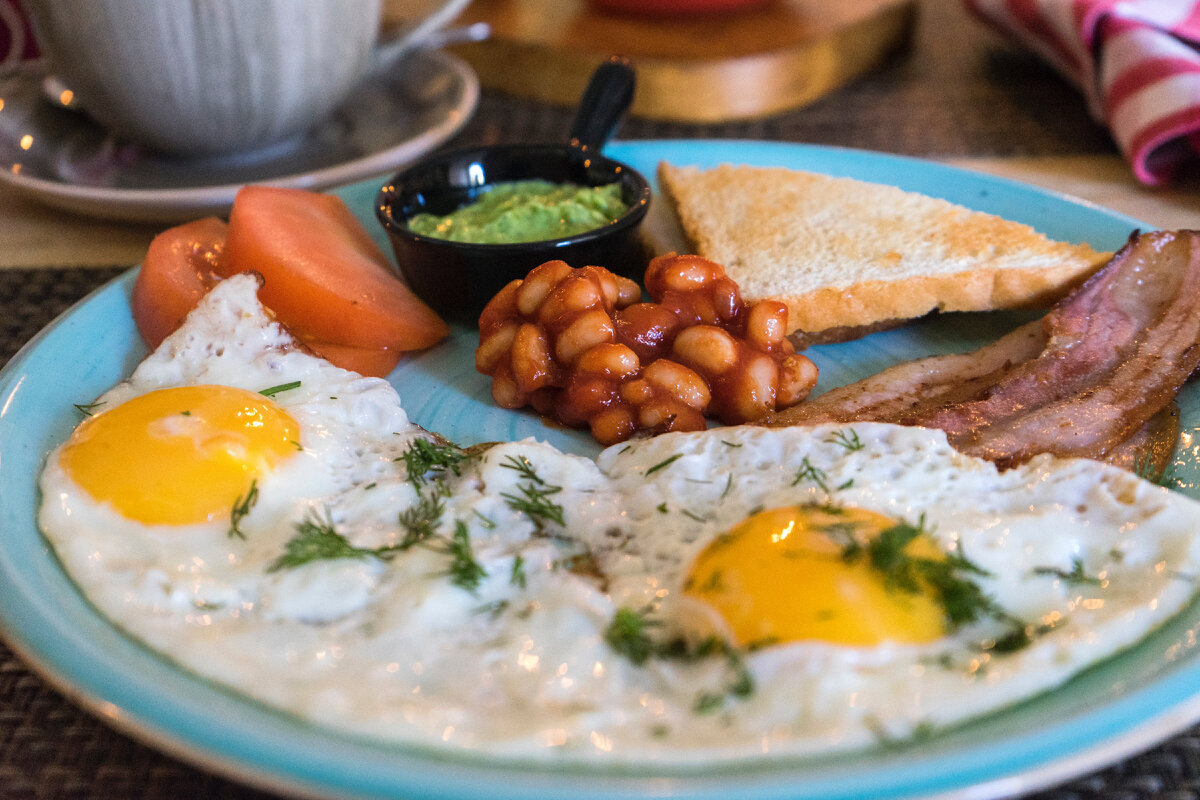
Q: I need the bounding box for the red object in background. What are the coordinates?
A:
[586,0,774,16]
[0,0,38,67]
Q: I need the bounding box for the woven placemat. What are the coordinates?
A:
[4,266,1200,799]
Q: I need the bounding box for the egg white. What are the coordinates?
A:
[36,274,1200,764]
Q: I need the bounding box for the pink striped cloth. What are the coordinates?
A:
[964,0,1200,186]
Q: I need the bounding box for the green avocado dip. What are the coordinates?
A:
[407,179,629,244]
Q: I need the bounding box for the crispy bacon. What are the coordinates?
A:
[762,230,1200,472]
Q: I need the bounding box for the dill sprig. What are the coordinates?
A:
[500,454,564,531]
[228,479,258,540]
[268,509,391,572]
[259,380,301,397]
[792,457,830,492]
[1033,557,1102,586]
[441,521,487,592]
[834,515,999,629]
[646,453,684,476]
[500,453,544,483]
[827,428,864,451]
[604,607,755,713]
[503,482,565,529]
[510,554,527,588]
[400,439,470,486]
[603,607,660,666]
[397,485,447,548]
[73,400,105,417]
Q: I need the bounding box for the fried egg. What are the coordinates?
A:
[36,274,1200,764]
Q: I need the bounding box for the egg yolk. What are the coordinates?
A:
[684,505,948,647]
[60,385,301,526]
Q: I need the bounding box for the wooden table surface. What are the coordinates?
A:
[2,0,1199,798]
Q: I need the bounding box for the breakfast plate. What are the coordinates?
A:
[1,139,1197,800]
[0,50,479,224]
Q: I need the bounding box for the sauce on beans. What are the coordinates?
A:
[475,254,819,445]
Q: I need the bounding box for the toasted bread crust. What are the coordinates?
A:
[658,162,1112,336]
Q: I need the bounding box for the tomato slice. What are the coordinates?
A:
[132,217,227,349]
[223,185,449,351]
[305,341,405,379]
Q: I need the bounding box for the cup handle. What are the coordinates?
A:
[0,0,33,70]
[372,0,475,71]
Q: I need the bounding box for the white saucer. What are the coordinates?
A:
[0,51,479,223]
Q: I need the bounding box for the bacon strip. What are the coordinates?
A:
[762,230,1200,471]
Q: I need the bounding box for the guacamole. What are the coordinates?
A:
[407,179,628,244]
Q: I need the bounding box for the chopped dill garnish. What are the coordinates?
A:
[721,440,743,448]
[827,428,864,451]
[398,485,447,548]
[792,457,830,492]
[268,510,385,572]
[680,509,707,523]
[443,521,487,592]
[831,514,999,629]
[473,509,497,529]
[500,453,545,484]
[73,400,104,417]
[510,554,527,588]
[503,482,565,531]
[1032,557,1102,586]
[603,607,659,666]
[500,453,564,531]
[270,500,487,593]
[604,608,755,713]
[657,502,669,514]
[228,479,258,540]
[646,453,684,475]
[400,438,469,486]
[259,380,301,397]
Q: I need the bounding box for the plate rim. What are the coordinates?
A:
[2,140,1194,800]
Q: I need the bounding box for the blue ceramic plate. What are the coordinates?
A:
[1,141,1192,800]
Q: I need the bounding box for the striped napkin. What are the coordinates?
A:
[964,0,1200,186]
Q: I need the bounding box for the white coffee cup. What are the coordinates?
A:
[24,0,471,157]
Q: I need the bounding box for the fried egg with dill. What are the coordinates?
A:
[36,274,1200,763]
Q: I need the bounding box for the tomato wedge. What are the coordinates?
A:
[132,187,450,378]
[305,341,405,379]
[132,217,227,349]
[223,185,449,352]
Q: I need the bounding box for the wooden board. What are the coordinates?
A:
[387,0,916,122]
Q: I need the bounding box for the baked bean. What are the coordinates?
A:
[778,355,819,406]
[577,343,640,379]
[673,326,738,375]
[590,406,636,446]
[561,374,617,421]
[620,378,653,405]
[724,354,778,423]
[517,260,574,316]
[614,302,680,364]
[645,253,717,296]
[490,373,522,409]
[711,277,741,324]
[476,321,517,372]
[745,300,788,351]
[555,309,614,365]
[511,323,553,394]
[539,273,604,328]
[479,280,520,331]
[642,359,710,411]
